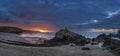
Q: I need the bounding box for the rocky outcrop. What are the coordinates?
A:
[95,34,111,42]
[45,29,88,46]
[81,47,90,50]
[95,33,120,55]
[94,33,120,55]
[103,39,120,56]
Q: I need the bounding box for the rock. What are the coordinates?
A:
[86,38,91,43]
[97,33,120,55]
[91,38,96,42]
[81,47,90,50]
[95,33,120,55]
[95,34,111,42]
[114,48,120,55]
[54,29,85,40]
[91,42,98,45]
[45,29,87,46]
[69,43,76,46]
[103,39,120,55]
[103,39,120,48]
[118,30,120,34]
[73,39,87,46]
[110,30,120,39]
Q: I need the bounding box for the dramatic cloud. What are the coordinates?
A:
[0,0,120,33]
[106,9,120,18]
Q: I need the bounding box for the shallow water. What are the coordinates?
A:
[20,32,55,44]
[20,32,54,39]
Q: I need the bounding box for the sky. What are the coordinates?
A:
[0,0,120,35]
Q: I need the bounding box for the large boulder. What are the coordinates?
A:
[45,29,87,46]
[103,39,120,55]
[95,33,120,55]
[95,34,111,42]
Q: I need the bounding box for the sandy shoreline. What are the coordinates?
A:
[0,42,115,56]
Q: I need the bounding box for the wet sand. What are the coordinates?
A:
[0,42,115,56]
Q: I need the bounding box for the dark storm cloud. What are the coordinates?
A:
[0,0,120,31]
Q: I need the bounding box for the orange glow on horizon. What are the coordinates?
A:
[0,23,55,32]
[26,28,55,32]
[30,29,55,32]
[39,29,54,32]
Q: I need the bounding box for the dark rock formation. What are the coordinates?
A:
[45,29,88,46]
[95,34,111,42]
[118,30,120,34]
[95,33,120,55]
[81,47,90,50]
[111,30,120,38]
[91,42,98,45]
[117,30,120,38]
[103,39,120,56]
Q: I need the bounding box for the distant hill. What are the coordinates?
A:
[0,26,29,34]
